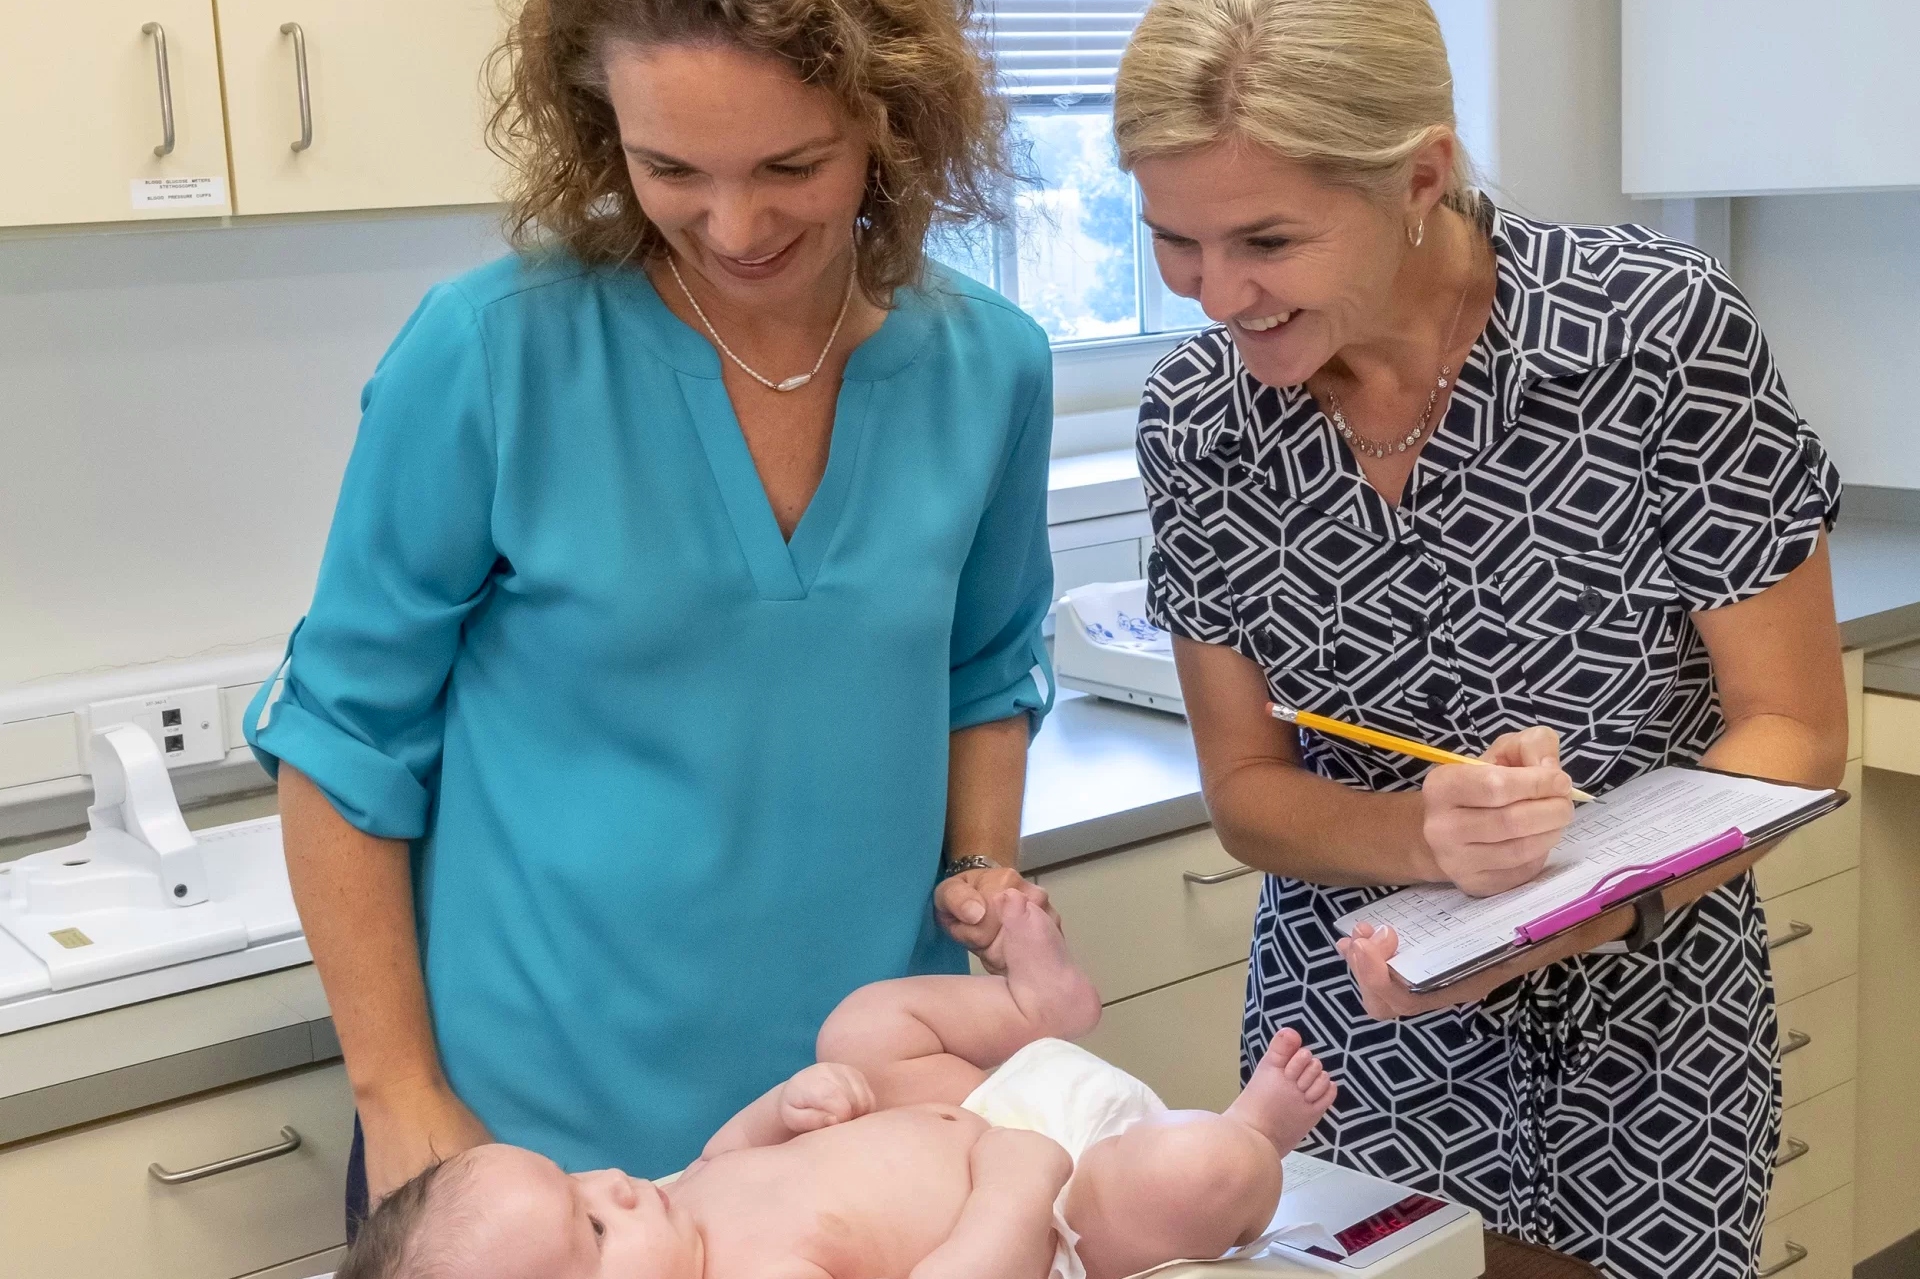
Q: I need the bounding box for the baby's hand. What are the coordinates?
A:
[779,1062,877,1134]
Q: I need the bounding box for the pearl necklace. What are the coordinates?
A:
[1322,242,1479,460]
[667,252,855,393]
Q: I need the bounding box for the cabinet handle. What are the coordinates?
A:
[1767,920,1813,951]
[1774,1136,1810,1168]
[141,22,175,157]
[1183,865,1256,886]
[149,1126,302,1184]
[1757,1241,1808,1276]
[1779,1028,1812,1057]
[281,22,313,151]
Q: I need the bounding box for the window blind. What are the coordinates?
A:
[984,1,1152,101]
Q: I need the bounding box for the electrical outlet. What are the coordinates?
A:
[82,686,226,771]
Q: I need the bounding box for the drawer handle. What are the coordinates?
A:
[281,22,313,152]
[1767,920,1813,951]
[1757,1240,1808,1276]
[1774,1136,1810,1168]
[1779,1029,1812,1057]
[1184,865,1257,886]
[149,1126,302,1184]
[140,22,176,157]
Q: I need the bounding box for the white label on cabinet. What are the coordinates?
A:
[129,176,228,210]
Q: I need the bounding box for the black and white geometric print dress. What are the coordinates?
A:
[1137,204,1841,1279]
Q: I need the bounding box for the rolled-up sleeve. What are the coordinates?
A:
[1650,260,1842,612]
[245,283,500,839]
[948,342,1056,736]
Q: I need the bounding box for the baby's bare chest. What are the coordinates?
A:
[691,1105,991,1278]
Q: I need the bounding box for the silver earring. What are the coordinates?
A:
[1408,219,1425,248]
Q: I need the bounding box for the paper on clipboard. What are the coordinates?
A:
[1335,767,1836,988]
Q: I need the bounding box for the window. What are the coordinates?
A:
[928,2,1211,346]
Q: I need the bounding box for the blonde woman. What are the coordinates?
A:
[246,0,1059,1235]
[1116,2,1846,1275]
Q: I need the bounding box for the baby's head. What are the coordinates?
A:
[338,1143,702,1279]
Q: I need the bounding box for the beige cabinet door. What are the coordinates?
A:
[217,0,507,214]
[0,1063,352,1279]
[0,2,231,227]
[1077,963,1248,1113]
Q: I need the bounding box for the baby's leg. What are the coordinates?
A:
[816,892,1101,1106]
[1064,1029,1336,1279]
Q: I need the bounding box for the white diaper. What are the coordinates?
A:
[961,1038,1168,1279]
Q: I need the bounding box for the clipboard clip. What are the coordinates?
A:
[1618,884,1669,953]
[1513,827,1747,949]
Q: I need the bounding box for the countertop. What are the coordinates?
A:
[1830,517,1920,651]
[1021,512,1920,868]
[9,511,1920,1151]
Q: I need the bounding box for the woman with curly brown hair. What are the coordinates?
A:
[242,0,1061,1234]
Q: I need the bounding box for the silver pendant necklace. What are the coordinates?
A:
[1322,240,1480,461]
[667,252,855,393]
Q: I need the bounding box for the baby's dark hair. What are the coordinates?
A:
[336,1156,474,1279]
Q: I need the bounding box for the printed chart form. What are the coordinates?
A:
[1338,769,1833,985]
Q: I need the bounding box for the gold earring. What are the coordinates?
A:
[1408,219,1425,248]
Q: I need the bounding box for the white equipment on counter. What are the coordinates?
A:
[1146,1152,1482,1278]
[1053,580,1185,716]
[0,725,304,1035]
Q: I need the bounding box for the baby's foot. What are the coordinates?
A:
[997,890,1102,1041]
[1224,1028,1337,1157]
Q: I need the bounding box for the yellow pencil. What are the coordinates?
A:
[1268,703,1595,803]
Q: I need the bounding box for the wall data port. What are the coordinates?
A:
[83,686,226,771]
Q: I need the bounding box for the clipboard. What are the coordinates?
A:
[1351,766,1850,995]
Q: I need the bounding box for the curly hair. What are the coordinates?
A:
[487,0,1010,301]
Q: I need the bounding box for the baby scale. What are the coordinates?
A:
[1052,580,1186,716]
[1142,1151,1483,1279]
[0,724,305,1034]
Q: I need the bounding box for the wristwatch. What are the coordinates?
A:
[940,854,1002,879]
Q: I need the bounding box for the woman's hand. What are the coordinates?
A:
[1421,726,1576,897]
[935,865,1058,973]
[1336,923,1514,1019]
[358,1079,493,1204]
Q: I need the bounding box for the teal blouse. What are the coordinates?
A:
[246,254,1055,1175]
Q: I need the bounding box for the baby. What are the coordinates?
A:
[341,893,1337,1279]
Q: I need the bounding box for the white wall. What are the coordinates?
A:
[8,0,1906,695]
[1731,192,1920,492]
[0,212,504,688]
[1484,0,1650,228]
[0,205,1175,692]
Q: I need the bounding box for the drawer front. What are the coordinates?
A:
[1762,870,1859,1005]
[1776,976,1857,1110]
[1769,1082,1856,1221]
[238,1246,347,1279]
[1037,828,1261,1003]
[1863,691,1920,775]
[1759,1183,1853,1279]
[1076,963,1247,1112]
[1754,760,1862,902]
[0,1063,352,1279]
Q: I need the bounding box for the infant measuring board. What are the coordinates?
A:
[0,726,306,1035]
